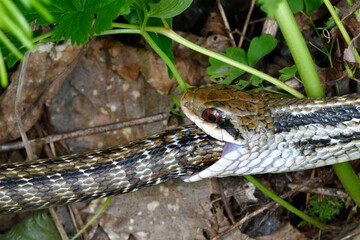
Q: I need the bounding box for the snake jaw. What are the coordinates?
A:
[182,142,249,182]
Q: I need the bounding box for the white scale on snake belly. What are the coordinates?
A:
[182,142,252,182]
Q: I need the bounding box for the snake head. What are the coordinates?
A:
[180,85,261,145]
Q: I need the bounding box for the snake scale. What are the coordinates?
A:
[0,85,360,214]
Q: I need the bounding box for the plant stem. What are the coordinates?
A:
[141,30,187,91]
[275,0,360,207]
[244,175,330,230]
[323,0,360,65]
[71,196,113,240]
[333,163,360,206]
[111,22,305,97]
[32,31,53,43]
[147,28,305,98]
[275,0,325,98]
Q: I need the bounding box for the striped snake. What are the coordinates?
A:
[0,85,360,214]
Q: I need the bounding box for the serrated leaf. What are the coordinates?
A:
[0,211,61,240]
[207,47,247,84]
[92,0,134,34]
[279,65,297,81]
[247,34,277,66]
[148,0,192,18]
[257,0,282,18]
[20,0,135,45]
[304,0,323,14]
[287,0,304,13]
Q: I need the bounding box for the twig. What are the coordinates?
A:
[49,208,70,240]
[69,204,89,240]
[339,230,360,240]
[211,177,325,240]
[216,0,236,47]
[218,179,236,224]
[288,184,349,198]
[238,0,256,48]
[0,113,167,152]
[14,51,35,160]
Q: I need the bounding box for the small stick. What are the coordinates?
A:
[288,184,349,198]
[211,177,326,240]
[238,0,256,48]
[14,51,35,160]
[216,0,236,47]
[0,113,167,152]
[49,208,70,240]
[218,179,236,224]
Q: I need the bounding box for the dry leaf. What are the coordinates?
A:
[0,41,83,143]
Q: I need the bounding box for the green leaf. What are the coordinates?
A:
[322,16,336,29]
[287,0,303,13]
[0,1,32,37]
[92,0,134,34]
[207,47,247,84]
[304,0,323,14]
[171,96,180,105]
[27,0,54,22]
[256,0,282,18]
[250,75,262,86]
[148,0,192,18]
[0,50,8,88]
[0,31,24,61]
[21,0,135,45]
[7,47,28,68]
[0,2,34,50]
[0,211,61,240]
[279,65,297,81]
[247,34,277,66]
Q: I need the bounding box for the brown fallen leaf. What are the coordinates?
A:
[48,39,171,152]
[0,41,84,143]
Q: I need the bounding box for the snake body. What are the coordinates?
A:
[180,85,360,181]
[0,126,223,214]
[1,85,360,213]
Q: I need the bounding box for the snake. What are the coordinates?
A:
[0,84,360,214]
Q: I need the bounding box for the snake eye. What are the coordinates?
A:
[202,108,222,123]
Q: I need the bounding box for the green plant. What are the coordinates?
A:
[298,195,345,227]
[0,0,52,88]
[207,34,277,87]
[0,0,359,233]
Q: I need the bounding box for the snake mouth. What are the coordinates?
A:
[182,142,248,182]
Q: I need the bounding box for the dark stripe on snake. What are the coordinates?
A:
[333,132,360,142]
[294,133,360,154]
[217,118,242,140]
[295,138,332,153]
[273,106,360,133]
